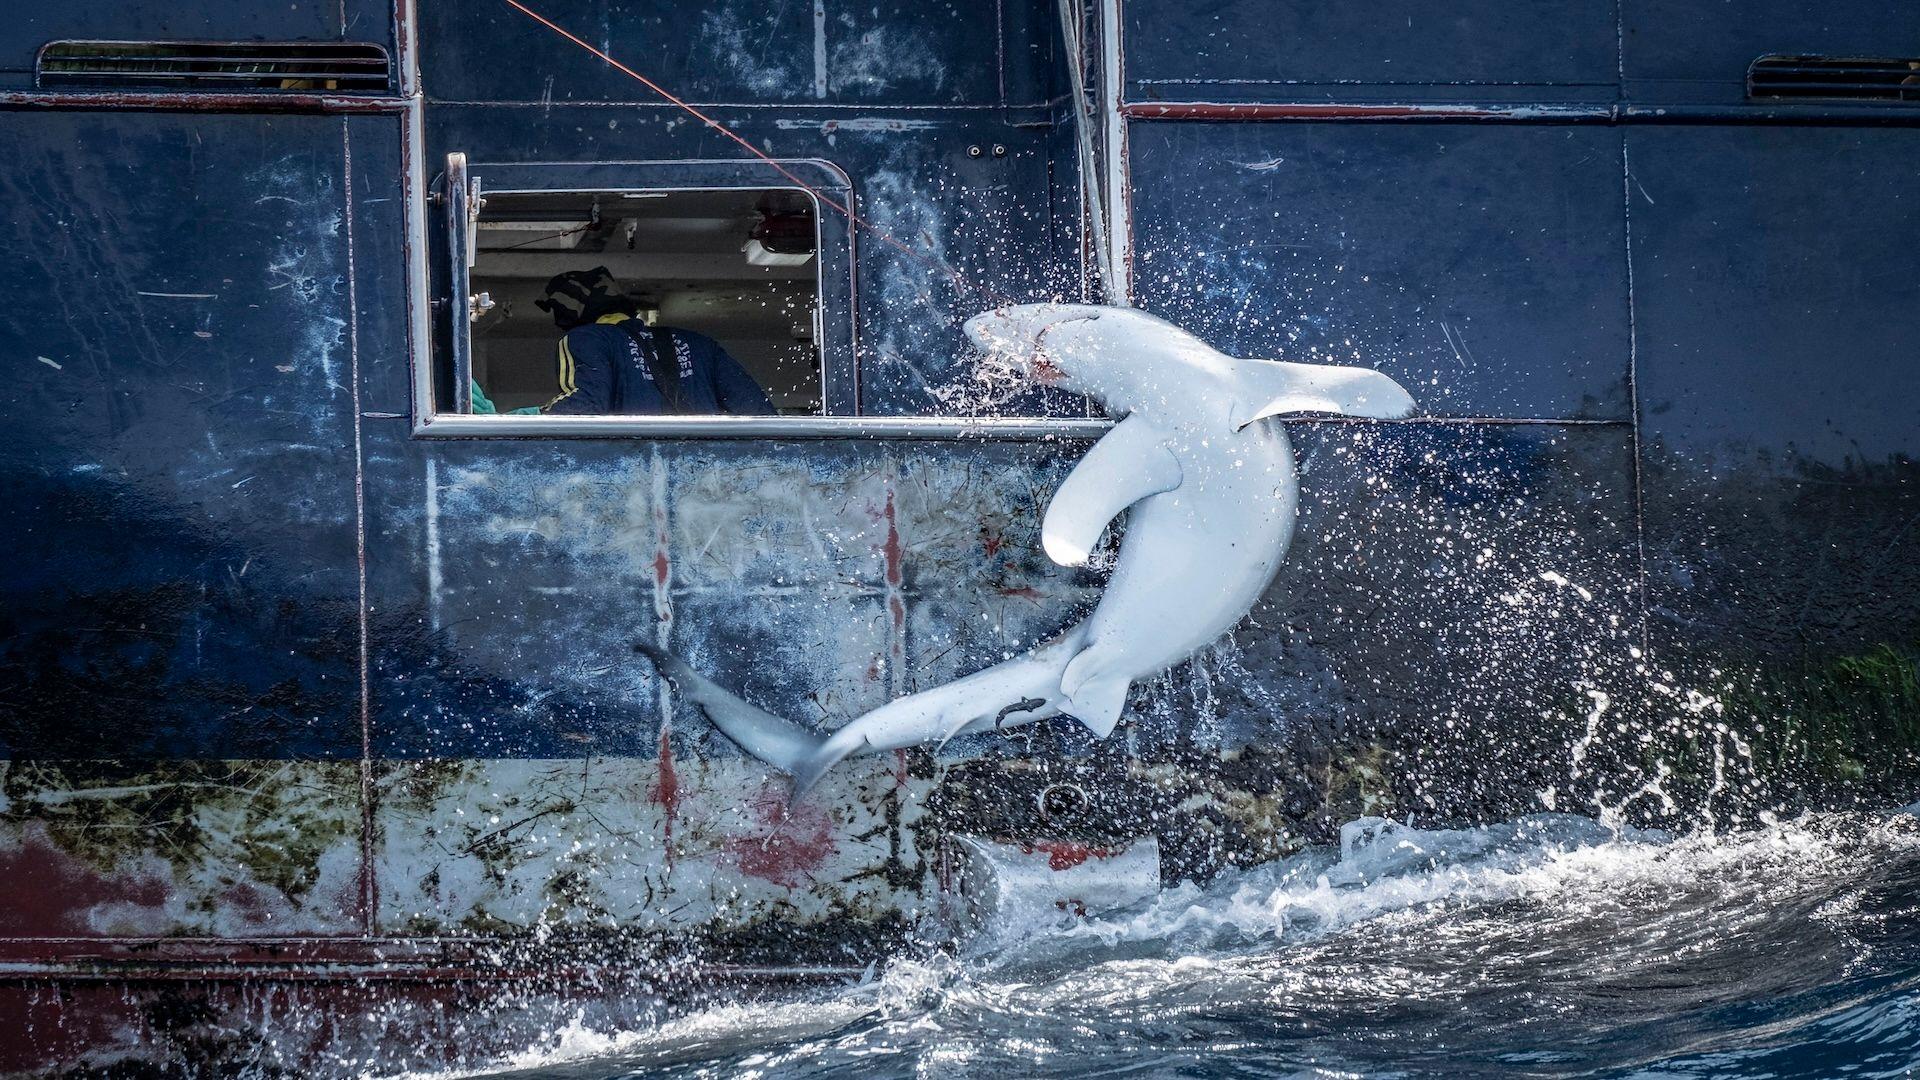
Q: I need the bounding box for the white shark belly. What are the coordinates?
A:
[1078,433,1297,681]
[829,622,1087,752]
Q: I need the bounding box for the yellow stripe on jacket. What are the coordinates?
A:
[540,315,634,412]
[541,336,578,410]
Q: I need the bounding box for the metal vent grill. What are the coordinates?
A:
[1748,55,1920,102]
[37,40,391,92]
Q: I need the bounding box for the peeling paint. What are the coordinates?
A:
[374,756,931,947]
[1,8,1914,1044]
[724,784,837,887]
[0,761,361,937]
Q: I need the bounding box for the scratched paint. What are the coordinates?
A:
[360,437,1101,947]
[397,442,1090,750]
[420,0,1008,105]
[0,761,363,937]
[693,8,810,98]
[825,16,950,96]
[1,6,1917,1059]
[374,755,931,945]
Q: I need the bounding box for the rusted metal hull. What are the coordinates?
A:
[3,0,1919,1071]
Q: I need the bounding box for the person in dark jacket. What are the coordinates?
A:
[533,267,774,416]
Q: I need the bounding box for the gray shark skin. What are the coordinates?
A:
[639,304,1416,793]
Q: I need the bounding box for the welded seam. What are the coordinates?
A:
[425,458,442,632]
[1620,135,1651,663]
[343,118,378,935]
[1613,0,1627,93]
[650,447,674,709]
[426,99,1007,110]
[813,0,828,100]
[649,447,678,876]
[1118,102,1920,126]
[1100,0,1131,302]
[994,0,1006,109]
[1616,0,1653,666]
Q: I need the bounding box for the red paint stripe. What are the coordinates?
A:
[653,727,681,851]
[880,485,907,695]
[0,90,404,113]
[880,491,904,591]
[1023,840,1124,872]
[652,490,672,625]
[1118,101,1608,121]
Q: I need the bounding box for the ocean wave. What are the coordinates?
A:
[401,808,1920,1079]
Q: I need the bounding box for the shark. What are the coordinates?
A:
[637,303,1416,792]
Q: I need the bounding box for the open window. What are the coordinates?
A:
[426,156,856,430]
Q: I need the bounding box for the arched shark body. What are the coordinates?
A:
[639,304,1415,792]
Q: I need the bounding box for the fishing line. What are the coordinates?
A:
[501,0,1011,305]
[493,221,593,251]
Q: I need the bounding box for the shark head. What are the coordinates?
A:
[964,303,1416,428]
[962,303,1219,415]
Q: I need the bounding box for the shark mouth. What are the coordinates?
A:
[936,311,1099,411]
[933,332,1034,411]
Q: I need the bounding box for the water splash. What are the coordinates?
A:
[404,807,1920,1079]
[928,338,1033,414]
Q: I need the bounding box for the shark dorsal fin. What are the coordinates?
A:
[1226,357,1416,430]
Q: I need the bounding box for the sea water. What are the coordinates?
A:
[398,807,1920,1079]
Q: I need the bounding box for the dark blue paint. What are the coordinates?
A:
[1631,126,1920,465]
[1633,125,1920,664]
[0,0,1913,992]
[0,2,1911,771]
[1129,122,1632,421]
[418,0,1043,108]
[344,113,414,419]
[0,112,376,758]
[1623,1,1920,104]
[358,435,1091,758]
[0,1,395,86]
[1124,0,1620,105]
[1123,0,1920,108]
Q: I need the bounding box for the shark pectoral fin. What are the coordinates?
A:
[1061,677,1131,739]
[1058,648,1130,738]
[1042,414,1183,567]
[1227,358,1417,429]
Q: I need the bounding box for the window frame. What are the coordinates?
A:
[419,157,853,430]
[407,154,1110,440]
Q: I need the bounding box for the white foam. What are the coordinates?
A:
[1000,811,1915,962]
[367,996,877,1080]
[379,811,1920,1079]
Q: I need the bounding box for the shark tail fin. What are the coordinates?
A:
[1227,357,1417,429]
[789,726,871,796]
[634,642,829,777]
